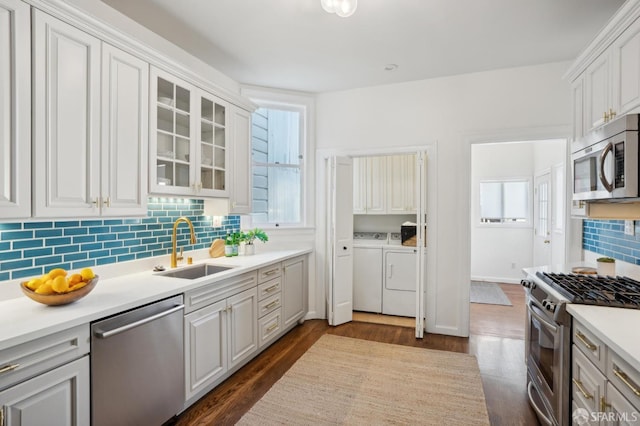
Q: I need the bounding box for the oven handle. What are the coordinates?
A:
[527,381,553,426]
[528,301,558,333]
[599,141,614,193]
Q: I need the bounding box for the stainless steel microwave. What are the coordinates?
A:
[571,114,639,201]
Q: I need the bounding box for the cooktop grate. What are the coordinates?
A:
[536,272,640,309]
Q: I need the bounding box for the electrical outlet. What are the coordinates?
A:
[625,220,635,236]
[212,216,223,227]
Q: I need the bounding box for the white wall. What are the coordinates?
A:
[315,61,573,337]
[470,142,535,283]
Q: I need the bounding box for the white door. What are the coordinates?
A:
[415,152,427,338]
[327,156,353,326]
[533,172,552,267]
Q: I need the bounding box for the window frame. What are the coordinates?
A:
[240,87,312,229]
[478,177,532,228]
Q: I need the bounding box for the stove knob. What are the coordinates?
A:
[520,279,536,289]
[542,299,556,312]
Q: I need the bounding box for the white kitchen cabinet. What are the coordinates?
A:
[33,10,149,218]
[353,247,382,313]
[229,106,252,214]
[571,77,585,142]
[367,156,387,214]
[611,17,640,118]
[387,154,416,214]
[571,319,640,424]
[282,255,306,328]
[101,43,149,216]
[584,53,611,132]
[0,357,90,426]
[150,66,232,198]
[183,286,257,400]
[184,299,226,400]
[32,10,101,217]
[0,0,30,219]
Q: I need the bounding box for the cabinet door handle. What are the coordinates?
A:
[264,269,278,276]
[265,284,278,293]
[103,197,111,207]
[0,363,20,374]
[266,323,278,333]
[576,330,597,351]
[609,108,616,119]
[612,366,640,397]
[600,396,611,412]
[572,378,594,400]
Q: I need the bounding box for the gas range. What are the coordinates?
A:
[536,272,640,310]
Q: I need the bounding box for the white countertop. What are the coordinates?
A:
[0,248,310,351]
[353,241,419,250]
[567,304,640,373]
[522,262,640,373]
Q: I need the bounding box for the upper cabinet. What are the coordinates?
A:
[150,66,231,198]
[229,107,252,214]
[0,0,30,219]
[353,155,416,215]
[32,10,102,217]
[33,10,148,217]
[568,4,640,140]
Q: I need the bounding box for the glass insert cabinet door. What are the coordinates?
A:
[150,67,228,196]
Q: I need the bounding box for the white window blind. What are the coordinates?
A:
[480,180,530,224]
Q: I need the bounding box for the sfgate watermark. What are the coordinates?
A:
[573,407,640,425]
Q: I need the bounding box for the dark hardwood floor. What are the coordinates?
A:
[175,283,539,426]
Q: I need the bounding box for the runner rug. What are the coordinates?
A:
[237,334,490,425]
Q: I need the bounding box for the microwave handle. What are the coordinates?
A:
[599,142,614,192]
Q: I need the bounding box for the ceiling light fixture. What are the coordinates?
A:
[321,0,358,17]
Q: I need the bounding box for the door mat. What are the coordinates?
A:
[470,281,512,306]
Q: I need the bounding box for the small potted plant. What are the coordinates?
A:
[596,257,615,276]
[224,232,241,257]
[241,228,268,255]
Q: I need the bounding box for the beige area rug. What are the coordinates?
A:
[237,335,490,425]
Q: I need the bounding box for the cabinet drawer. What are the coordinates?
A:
[573,320,606,373]
[572,344,605,414]
[607,351,640,408]
[0,325,90,391]
[258,309,282,349]
[257,277,281,301]
[258,263,282,284]
[258,293,281,318]
[184,271,257,314]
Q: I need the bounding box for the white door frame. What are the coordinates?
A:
[315,144,438,337]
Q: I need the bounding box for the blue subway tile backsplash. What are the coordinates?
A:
[583,219,640,265]
[0,198,240,282]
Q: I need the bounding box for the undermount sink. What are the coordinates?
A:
[156,264,233,280]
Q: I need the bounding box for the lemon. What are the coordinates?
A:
[70,281,88,291]
[26,278,43,291]
[68,273,83,286]
[51,276,69,293]
[35,282,55,295]
[47,268,67,279]
[80,268,95,281]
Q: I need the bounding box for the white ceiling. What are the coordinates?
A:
[101,0,625,93]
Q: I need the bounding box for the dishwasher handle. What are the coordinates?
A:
[94,304,184,339]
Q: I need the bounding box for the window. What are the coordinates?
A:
[479,179,530,224]
[251,106,304,226]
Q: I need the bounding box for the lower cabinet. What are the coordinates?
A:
[184,287,257,401]
[571,319,640,425]
[282,255,307,327]
[0,357,90,426]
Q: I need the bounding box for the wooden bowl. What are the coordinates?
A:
[20,276,99,306]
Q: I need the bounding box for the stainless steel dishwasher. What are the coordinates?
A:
[91,295,184,426]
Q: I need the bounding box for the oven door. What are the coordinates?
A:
[526,298,562,425]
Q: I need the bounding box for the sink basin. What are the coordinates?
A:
[156,264,233,280]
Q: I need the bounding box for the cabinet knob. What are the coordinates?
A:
[103,197,111,207]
